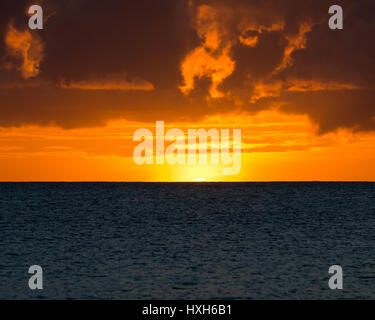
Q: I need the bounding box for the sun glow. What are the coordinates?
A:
[174,164,222,182]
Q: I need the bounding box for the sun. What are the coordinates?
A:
[175,165,221,182]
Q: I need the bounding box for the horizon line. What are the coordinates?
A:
[0,181,374,183]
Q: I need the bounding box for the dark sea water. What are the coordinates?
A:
[1,182,375,299]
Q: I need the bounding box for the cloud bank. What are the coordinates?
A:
[1,0,375,133]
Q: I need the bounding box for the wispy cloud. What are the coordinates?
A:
[59,74,154,91]
[4,22,44,79]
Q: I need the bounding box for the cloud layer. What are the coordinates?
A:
[1,0,375,133]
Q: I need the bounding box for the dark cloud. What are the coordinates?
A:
[1,0,375,133]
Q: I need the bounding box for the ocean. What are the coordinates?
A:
[1,182,375,299]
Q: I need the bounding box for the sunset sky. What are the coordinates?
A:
[1,0,375,181]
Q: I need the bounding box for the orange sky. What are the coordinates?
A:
[1,1,375,181]
[1,109,375,181]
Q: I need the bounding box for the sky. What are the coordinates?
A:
[0,0,375,181]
